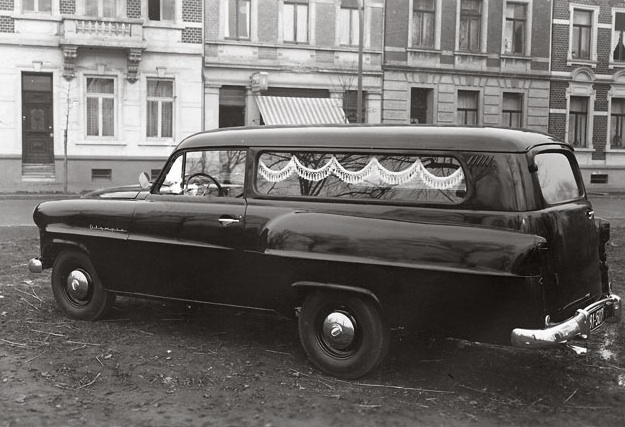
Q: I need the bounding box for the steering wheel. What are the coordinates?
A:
[185,172,224,197]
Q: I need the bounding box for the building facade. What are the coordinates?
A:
[202,0,384,130]
[0,0,203,192]
[550,0,625,191]
[382,0,552,133]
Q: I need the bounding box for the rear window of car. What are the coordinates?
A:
[256,151,466,204]
[535,152,582,204]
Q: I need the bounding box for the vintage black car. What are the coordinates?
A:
[29,125,621,379]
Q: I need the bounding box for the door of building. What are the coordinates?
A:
[22,73,54,165]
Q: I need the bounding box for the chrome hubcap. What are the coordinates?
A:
[322,312,356,351]
[66,269,91,302]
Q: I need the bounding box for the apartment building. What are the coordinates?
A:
[550,0,625,191]
[202,0,384,129]
[0,0,203,192]
[382,0,552,131]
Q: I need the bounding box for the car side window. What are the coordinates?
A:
[535,152,582,204]
[256,151,466,204]
[157,149,246,197]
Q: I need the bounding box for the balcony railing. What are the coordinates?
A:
[61,17,146,49]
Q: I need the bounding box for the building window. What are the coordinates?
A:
[85,0,116,18]
[572,9,592,60]
[339,0,360,46]
[147,79,174,138]
[457,91,479,125]
[148,0,175,21]
[568,96,588,147]
[611,98,625,148]
[504,2,526,54]
[613,12,625,61]
[344,90,366,123]
[92,169,112,181]
[284,0,308,43]
[226,0,251,39]
[411,88,433,124]
[23,0,51,12]
[86,77,115,138]
[412,0,435,48]
[502,93,523,127]
[459,0,482,52]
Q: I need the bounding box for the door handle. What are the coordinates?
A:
[218,216,240,226]
[586,210,594,220]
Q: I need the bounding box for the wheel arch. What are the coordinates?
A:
[292,281,381,306]
[42,238,91,269]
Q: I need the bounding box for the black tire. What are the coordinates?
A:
[298,291,389,379]
[51,250,115,321]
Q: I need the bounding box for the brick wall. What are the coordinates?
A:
[0,15,13,32]
[549,81,568,109]
[384,0,409,49]
[549,114,567,140]
[182,27,202,43]
[440,0,456,52]
[593,115,607,157]
[60,0,75,15]
[183,0,202,23]
[205,0,219,40]
[531,0,552,58]
[0,0,13,11]
[127,0,141,19]
[315,2,335,47]
[595,83,609,111]
[551,25,569,72]
[258,0,278,44]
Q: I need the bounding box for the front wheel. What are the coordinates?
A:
[298,291,389,379]
[51,250,115,321]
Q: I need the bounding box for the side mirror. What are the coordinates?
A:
[139,172,151,190]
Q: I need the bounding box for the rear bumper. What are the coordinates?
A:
[511,294,621,349]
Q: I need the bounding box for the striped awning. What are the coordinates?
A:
[256,96,347,125]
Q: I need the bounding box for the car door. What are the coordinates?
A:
[532,150,603,320]
[127,148,248,303]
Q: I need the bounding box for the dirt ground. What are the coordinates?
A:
[1,226,624,427]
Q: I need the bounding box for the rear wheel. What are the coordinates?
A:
[51,250,115,321]
[298,291,389,379]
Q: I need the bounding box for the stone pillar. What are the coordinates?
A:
[367,91,382,124]
[246,89,261,126]
[204,85,221,131]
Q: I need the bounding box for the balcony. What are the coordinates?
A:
[61,17,147,49]
[60,17,147,82]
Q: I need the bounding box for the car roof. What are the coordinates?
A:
[176,124,568,153]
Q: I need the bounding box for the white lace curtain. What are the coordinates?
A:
[258,156,464,190]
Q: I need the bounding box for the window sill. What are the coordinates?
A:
[572,147,594,152]
[567,58,597,68]
[79,139,125,146]
[139,139,176,147]
[608,61,625,70]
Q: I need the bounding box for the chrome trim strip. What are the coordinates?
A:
[511,294,621,349]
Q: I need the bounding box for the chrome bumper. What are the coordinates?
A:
[511,294,621,349]
[28,258,43,274]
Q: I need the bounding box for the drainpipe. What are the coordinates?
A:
[357,0,365,123]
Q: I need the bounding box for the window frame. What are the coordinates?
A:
[567,95,589,148]
[84,0,117,18]
[85,76,117,139]
[611,8,625,66]
[253,148,468,207]
[409,0,437,49]
[502,92,524,128]
[146,78,175,140]
[338,2,360,46]
[225,0,252,40]
[282,0,309,44]
[22,0,52,13]
[568,4,599,66]
[502,1,528,56]
[147,0,176,22]
[456,90,480,125]
[457,0,485,53]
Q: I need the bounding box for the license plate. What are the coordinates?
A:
[588,306,605,331]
